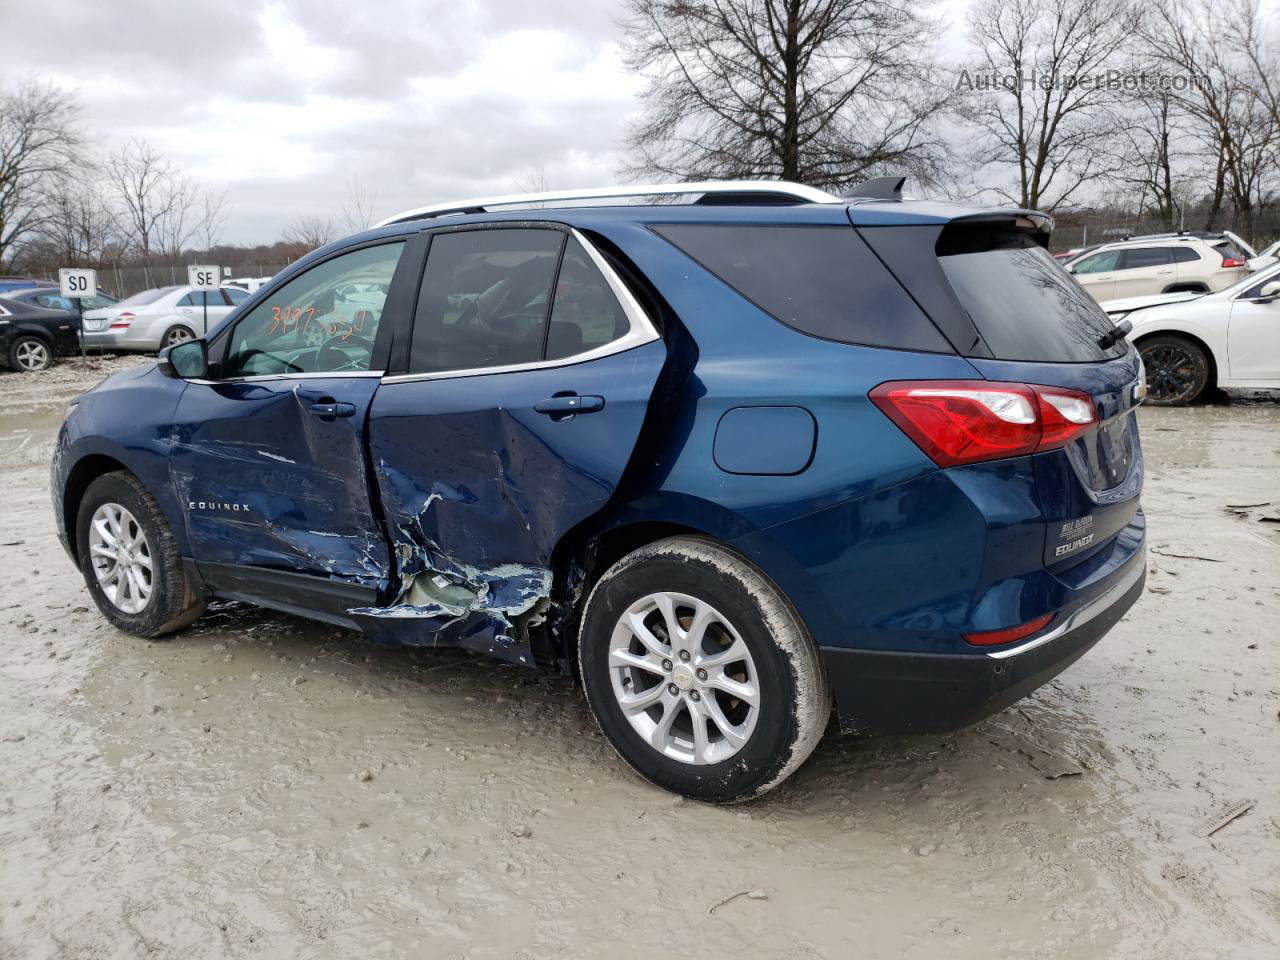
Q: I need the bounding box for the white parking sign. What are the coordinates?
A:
[58,268,97,299]
[187,265,220,291]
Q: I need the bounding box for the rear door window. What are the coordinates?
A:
[410,228,564,374]
[1120,247,1173,270]
[1172,247,1201,263]
[936,227,1126,363]
[652,224,950,353]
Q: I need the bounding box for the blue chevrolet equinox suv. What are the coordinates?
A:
[53,180,1146,801]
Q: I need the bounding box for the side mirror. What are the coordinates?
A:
[1260,280,1280,300]
[158,339,208,379]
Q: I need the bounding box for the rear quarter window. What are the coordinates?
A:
[651,223,951,353]
[936,226,1127,363]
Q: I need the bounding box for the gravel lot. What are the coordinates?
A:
[1,356,1277,959]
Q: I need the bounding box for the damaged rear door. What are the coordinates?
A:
[169,239,419,620]
[359,225,664,661]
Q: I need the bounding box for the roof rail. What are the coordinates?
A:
[374,180,841,227]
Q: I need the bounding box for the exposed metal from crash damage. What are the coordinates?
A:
[348,461,554,666]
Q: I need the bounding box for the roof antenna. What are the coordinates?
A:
[843,175,906,202]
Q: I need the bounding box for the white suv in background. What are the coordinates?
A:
[1065,235,1249,302]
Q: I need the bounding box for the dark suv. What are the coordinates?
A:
[53,181,1146,801]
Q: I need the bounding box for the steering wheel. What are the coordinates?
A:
[316,332,376,371]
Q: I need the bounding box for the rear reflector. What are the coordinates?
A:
[963,613,1053,647]
[870,380,1097,467]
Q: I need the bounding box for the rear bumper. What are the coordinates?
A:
[822,553,1145,735]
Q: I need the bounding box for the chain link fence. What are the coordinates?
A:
[21,263,290,298]
[1051,209,1280,254]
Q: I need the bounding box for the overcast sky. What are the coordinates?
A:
[3,0,976,245]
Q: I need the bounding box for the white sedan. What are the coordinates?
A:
[82,285,251,352]
[1102,265,1280,404]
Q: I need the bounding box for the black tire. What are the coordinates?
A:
[75,471,205,637]
[161,325,197,349]
[1139,334,1211,405]
[9,334,53,372]
[578,536,830,803]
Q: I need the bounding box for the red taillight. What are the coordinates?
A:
[1221,257,1245,268]
[870,380,1097,468]
[963,613,1053,647]
[110,312,134,329]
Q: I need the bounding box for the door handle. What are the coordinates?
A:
[534,395,605,416]
[309,401,356,418]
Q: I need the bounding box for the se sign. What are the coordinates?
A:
[187,265,220,291]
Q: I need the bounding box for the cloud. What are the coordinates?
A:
[1,0,642,243]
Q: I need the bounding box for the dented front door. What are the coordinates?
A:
[169,374,390,590]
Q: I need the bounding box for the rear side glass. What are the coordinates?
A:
[1172,247,1201,263]
[410,228,565,374]
[546,236,628,360]
[936,226,1126,363]
[652,224,951,353]
[1121,247,1173,269]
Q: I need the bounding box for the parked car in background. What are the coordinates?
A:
[1066,235,1249,302]
[1247,238,1280,272]
[1101,263,1280,405]
[52,180,1146,801]
[0,276,46,293]
[4,285,118,312]
[224,276,273,293]
[0,296,80,371]
[81,285,251,352]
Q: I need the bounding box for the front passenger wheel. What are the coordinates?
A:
[75,472,205,637]
[1139,334,1210,405]
[578,536,830,802]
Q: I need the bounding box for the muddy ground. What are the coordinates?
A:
[0,355,1276,959]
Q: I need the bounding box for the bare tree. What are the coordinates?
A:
[340,176,378,233]
[282,215,337,249]
[1142,0,1278,232]
[620,0,948,189]
[959,0,1140,212]
[39,176,117,265]
[197,188,230,251]
[0,80,83,267]
[1103,86,1190,227]
[104,138,199,259]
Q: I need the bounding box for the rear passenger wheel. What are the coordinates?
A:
[578,536,830,802]
[1140,334,1210,405]
[75,472,205,637]
[10,335,52,372]
[162,325,196,348]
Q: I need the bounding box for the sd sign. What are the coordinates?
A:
[58,268,98,299]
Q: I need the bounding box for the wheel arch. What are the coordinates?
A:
[62,454,132,564]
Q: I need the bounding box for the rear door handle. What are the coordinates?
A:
[534,395,605,416]
[309,401,356,418]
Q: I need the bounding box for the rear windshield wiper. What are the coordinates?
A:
[1097,318,1132,351]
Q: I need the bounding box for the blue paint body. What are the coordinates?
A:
[52,195,1146,732]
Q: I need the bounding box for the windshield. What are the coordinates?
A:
[116,287,176,307]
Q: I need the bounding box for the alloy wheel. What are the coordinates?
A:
[165,328,194,347]
[88,502,153,614]
[1142,343,1200,403]
[608,591,760,765]
[14,339,50,371]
